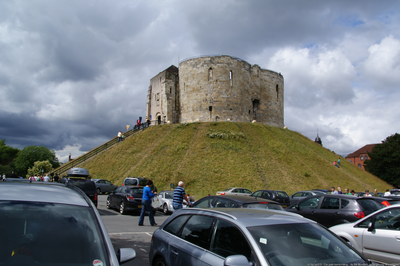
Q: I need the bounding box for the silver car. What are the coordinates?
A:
[216,187,252,196]
[330,204,400,264]
[152,190,187,214]
[0,181,136,265]
[92,178,118,194]
[149,208,369,266]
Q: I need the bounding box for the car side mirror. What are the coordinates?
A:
[367,222,375,232]
[117,248,136,264]
[224,255,253,266]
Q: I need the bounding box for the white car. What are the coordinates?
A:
[152,190,187,214]
[216,187,252,196]
[330,204,400,265]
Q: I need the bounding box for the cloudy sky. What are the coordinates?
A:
[1,0,399,162]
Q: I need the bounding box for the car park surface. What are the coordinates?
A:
[149,208,369,266]
[192,194,285,211]
[215,187,252,196]
[107,186,146,214]
[251,189,290,207]
[0,181,136,265]
[289,190,325,205]
[286,194,382,227]
[330,204,400,264]
[92,178,118,194]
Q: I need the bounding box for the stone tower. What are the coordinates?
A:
[146,55,284,127]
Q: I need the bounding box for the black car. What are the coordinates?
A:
[192,195,284,211]
[250,190,290,207]
[66,178,98,208]
[286,194,382,227]
[106,186,144,214]
[92,178,118,194]
[289,190,325,205]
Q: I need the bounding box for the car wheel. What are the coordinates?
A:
[153,257,167,266]
[106,197,111,209]
[163,204,169,215]
[120,201,126,215]
[97,188,101,195]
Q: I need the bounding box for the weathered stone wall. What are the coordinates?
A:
[178,55,284,127]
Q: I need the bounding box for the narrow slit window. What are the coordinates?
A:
[209,68,213,80]
[276,84,279,100]
[230,71,233,87]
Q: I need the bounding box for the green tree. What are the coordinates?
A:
[27,160,53,178]
[364,133,400,187]
[13,146,60,177]
[0,139,20,166]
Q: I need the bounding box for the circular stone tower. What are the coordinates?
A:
[178,55,284,127]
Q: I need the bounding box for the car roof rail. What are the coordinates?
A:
[187,208,238,220]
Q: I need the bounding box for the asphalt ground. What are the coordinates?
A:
[97,194,170,266]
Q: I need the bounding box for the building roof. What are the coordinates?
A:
[346,144,378,158]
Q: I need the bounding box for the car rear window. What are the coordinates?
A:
[138,179,147,186]
[128,188,144,194]
[124,178,137,186]
[357,198,382,211]
[242,203,284,211]
[276,191,289,198]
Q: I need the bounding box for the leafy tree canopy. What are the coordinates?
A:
[27,160,53,178]
[0,139,20,165]
[14,145,60,176]
[364,133,400,187]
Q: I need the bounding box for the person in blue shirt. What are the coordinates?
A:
[173,181,191,210]
[138,180,157,226]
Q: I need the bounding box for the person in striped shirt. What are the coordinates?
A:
[173,181,191,210]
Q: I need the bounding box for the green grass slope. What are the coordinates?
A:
[80,122,390,199]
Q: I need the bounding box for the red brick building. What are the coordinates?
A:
[346,144,378,170]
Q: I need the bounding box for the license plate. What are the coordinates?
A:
[138,205,142,208]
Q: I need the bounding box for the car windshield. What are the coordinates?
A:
[0,200,109,265]
[129,188,144,194]
[164,192,173,199]
[248,223,365,266]
[242,203,284,211]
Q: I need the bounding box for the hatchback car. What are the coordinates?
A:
[0,181,136,265]
[106,186,145,214]
[330,204,400,264]
[216,187,252,196]
[251,190,290,207]
[289,190,325,205]
[92,179,118,194]
[286,194,382,227]
[152,190,187,214]
[149,208,369,266]
[192,195,285,211]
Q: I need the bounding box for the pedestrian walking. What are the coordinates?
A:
[138,180,157,226]
[173,181,191,210]
[117,131,122,142]
[2,173,6,182]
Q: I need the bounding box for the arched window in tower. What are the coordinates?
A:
[276,84,279,100]
[208,68,213,80]
[230,70,233,87]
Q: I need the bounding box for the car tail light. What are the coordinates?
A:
[381,201,391,207]
[94,193,98,201]
[221,192,225,195]
[354,211,365,218]
[126,195,135,201]
[259,202,269,204]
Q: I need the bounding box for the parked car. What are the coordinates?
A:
[289,190,325,205]
[192,195,285,211]
[149,208,369,266]
[330,204,400,264]
[390,188,400,196]
[250,189,290,207]
[92,178,118,194]
[65,167,98,207]
[152,190,187,214]
[107,186,148,214]
[216,187,252,196]
[123,176,157,192]
[286,194,382,227]
[0,181,136,265]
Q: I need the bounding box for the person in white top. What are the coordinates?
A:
[384,189,391,196]
[364,190,372,197]
[43,175,50,182]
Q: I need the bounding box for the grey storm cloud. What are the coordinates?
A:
[1,0,400,162]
